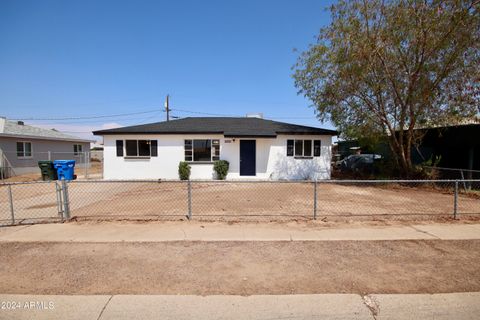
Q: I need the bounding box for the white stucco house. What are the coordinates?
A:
[93,116,337,180]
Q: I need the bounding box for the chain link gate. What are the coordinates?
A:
[0,181,68,226]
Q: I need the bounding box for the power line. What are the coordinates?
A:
[172,93,319,108]
[12,106,316,124]
[28,118,142,125]
[25,112,164,125]
[0,97,163,109]
[11,109,160,121]
[124,112,165,126]
[171,108,242,117]
[171,108,316,120]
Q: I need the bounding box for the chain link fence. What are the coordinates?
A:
[0,181,65,225]
[315,180,480,219]
[0,151,103,180]
[1,179,479,226]
[68,180,188,220]
[422,166,480,182]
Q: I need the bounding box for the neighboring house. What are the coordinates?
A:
[90,143,104,161]
[337,123,480,175]
[0,117,91,177]
[93,116,337,180]
[416,124,479,172]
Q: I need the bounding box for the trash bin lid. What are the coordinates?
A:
[53,160,76,167]
[38,160,53,165]
[53,160,76,165]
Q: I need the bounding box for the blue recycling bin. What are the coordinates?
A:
[53,160,76,180]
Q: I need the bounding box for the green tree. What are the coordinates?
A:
[294,0,480,176]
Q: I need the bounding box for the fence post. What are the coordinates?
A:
[459,170,468,192]
[7,185,15,225]
[84,152,88,179]
[48,151,51,161]
[313,179,317,220]
[453,180,459,219]
[187,180,192,220]
[87,152,90,179]
[61,179,71,219]
[55,181,64,218]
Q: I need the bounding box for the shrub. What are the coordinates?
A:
[178,161,191,180]
[213,160,229,180]
[413,155,442,180]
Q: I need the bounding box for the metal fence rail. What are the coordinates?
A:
[0,181,65,225]
[67,180,189,220]
[0,151,103,180]
[314,179,479,219]
[1,179,479,226]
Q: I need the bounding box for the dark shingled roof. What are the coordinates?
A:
[93,117,338,137]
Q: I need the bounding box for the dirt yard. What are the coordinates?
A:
[1,180,479,223]
[0,240,479,295]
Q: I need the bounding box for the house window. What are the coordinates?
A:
[314,140,321,156]
[16,142,32,158]
[294,140,303,156]
[73,144,83,156]
[212,139,220,161]
[193,140,211,161]
[116,140,124,157]
[287,139,321,158]
[287,140,294,156]
[123,140,157,157]
[184,139,220,162]
[150,140,158,157]
[184,140,193,161]
[304,140,312,156]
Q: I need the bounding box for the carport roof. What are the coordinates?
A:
[93,117,338,137]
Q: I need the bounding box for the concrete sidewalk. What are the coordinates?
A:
[0,221,479,242]
[1,293,479,320]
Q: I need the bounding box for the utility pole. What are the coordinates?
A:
[165,94,170,121]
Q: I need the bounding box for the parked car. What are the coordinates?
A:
[336,154,382,173]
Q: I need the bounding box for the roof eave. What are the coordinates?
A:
[0,133,93,143]
[224,134,277,138]
[277,130,338,136]
[93,131,224,136]
[94,130,338,137]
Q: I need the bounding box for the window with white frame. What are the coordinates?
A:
[118,139,157,158]
[287,139,321,158]
[73,144,83,156]
[184,139,220,162]
[16,142,32,158]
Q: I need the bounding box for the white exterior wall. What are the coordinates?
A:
[103,134,222,180]
[102,134,332,180]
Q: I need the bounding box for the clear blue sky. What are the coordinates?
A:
[0,0,335,141]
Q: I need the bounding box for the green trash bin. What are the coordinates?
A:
[38,161,57,181]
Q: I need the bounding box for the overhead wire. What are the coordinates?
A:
[170,108,316,120]
[10,104,317,126]
[11,109,160,121]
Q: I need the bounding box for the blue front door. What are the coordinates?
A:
[240,140,256,176]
